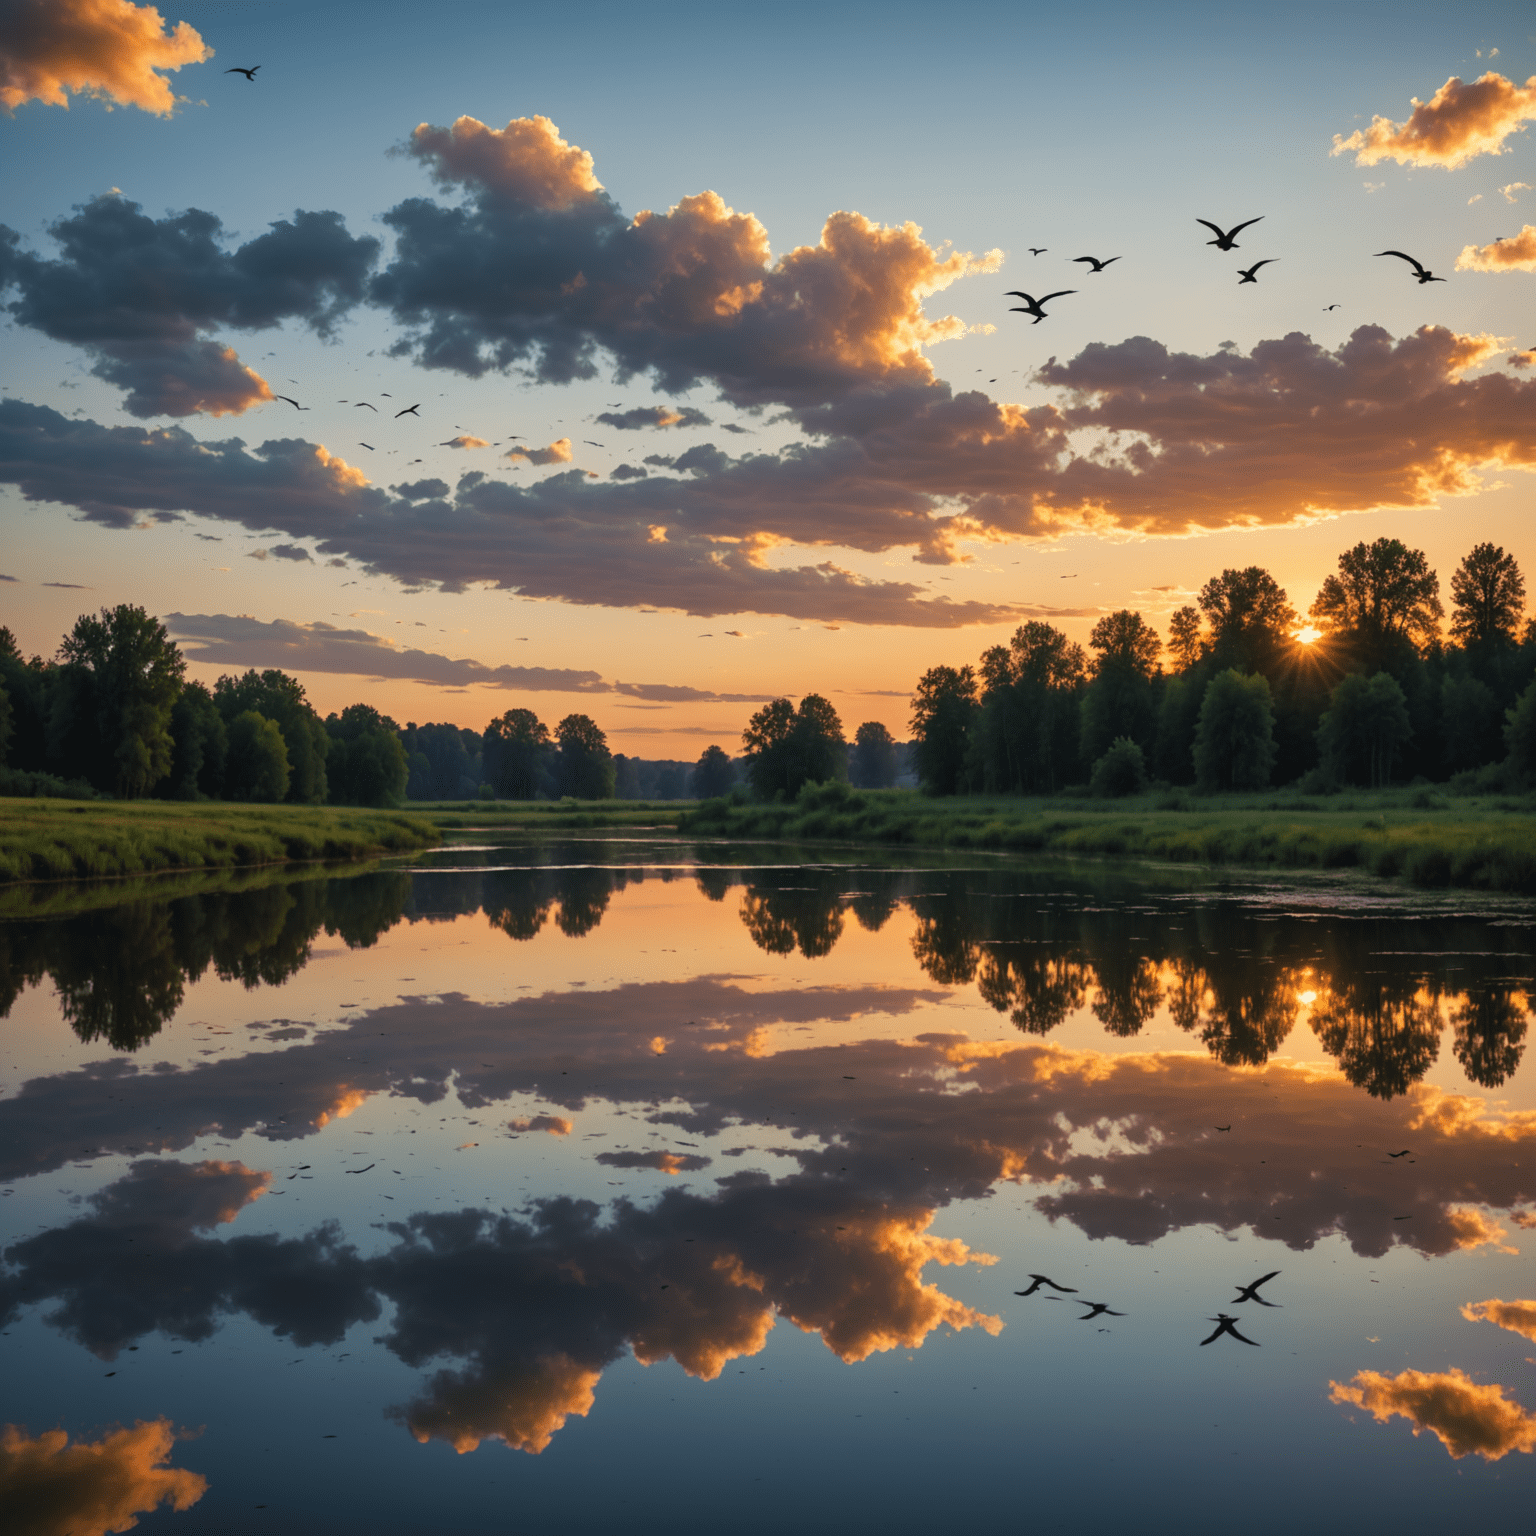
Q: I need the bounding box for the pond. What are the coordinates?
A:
[2,835,1534,1533]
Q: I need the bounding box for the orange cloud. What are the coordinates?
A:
[407,115,603,209]
[1456,225,1536,272]
[406,1353,602,1455]
[503,437,573,466]
[1330,1368,1536,1460]
[508,1114,571,1135]
[0,0,210,117]
[442,435,490,449]
[0,1418,207,1535]
[1331,73,1536,168]
[1461,1298,1536,1342]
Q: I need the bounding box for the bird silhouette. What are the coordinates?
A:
[1015,1274,1078,1296]
[395,404,421,417]
[1387,1150,1411,1158]
[1197,217,1263,250]
[1376,250,1445,283]
[1201,1313,1259,1346]
[1077,1302,1125,1320]
[273,395,306,410]
[1071,255,1120,273]
[584,439,604,447]
[1323,303,1340,311]
[225,66,260,80]
[1028,247,1047,255]
[354,401,377,411]
[1215,1124,1231,1132]
[1237,260,1277,284]
[1231,1271,1281,1307]
[358,442,374,450]
[1006,290,1076,323]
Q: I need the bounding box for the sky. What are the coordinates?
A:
[1,0,1534,756]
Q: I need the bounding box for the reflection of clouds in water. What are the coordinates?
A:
[1329,1368,1536,1461]
[0,1418,207,1536]
[596,1150,711,1173]
[1461,1297,1536,1342]
[508,1114,572,1135]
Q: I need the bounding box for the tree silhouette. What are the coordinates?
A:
[1450,543,1525,651]
[1310,538,1442,657]
[850,721,899,788]
[692,744,734,799]
[484,709,550,800]
[910,666,977,796]
[1193,670,1276,790]
[1198,567,1296,672]
[555,714,614,800]
[1450,985,1528,1088]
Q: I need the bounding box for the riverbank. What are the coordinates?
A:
[678,784,1536,893]
[420,800,687,831]
[0,799,440,884]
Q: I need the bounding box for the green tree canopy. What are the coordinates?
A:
[1167,606,1204,672]
[1088,610,1162,679]
[1450,542,1525,651]
[483,708,551,799]
[850,721,899,788]
[555,713,615,799]
[910,666,977,796]
[741,695,846,800]
[1317,671,1412,788]
[163,679,227,800]
[325,703,408,806]
[1198,567,1296,670]
[692,743,735,799]
[1081,610,1161,764]
[213,669,328,803]
[1193,669,1276,791]
[225,711,291,802]
[1310,539,1442,655]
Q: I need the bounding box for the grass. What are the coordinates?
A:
[678,783,1536,894]
[0,798,440,885]
[414,799,689,832]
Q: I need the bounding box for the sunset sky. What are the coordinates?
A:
[2,0,1533,755]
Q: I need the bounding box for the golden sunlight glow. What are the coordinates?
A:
[1294,626,1323,645]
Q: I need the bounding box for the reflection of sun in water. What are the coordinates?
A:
[1294,626,1323,645]
[1299,990,1318,1005]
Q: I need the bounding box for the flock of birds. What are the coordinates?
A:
[1003,215,1449,324]
[1015,1269,1281,1346]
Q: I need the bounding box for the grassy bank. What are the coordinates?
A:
[679,784,1536,893]
[418,800,688,831]
[0,799,440,885]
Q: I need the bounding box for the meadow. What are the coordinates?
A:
[0,799,440,885]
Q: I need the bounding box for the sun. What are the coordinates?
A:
[1293,626,1324,645]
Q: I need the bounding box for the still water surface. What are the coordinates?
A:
[2,836,1534,1532]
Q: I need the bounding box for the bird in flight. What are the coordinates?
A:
[1072,255,1120,273]
[1028,247,1047,255]
[1077,1302,1125,1320]
[1197,216,1263,250]
[1323,303,1340,311]
[1006,290,1076,323]
[1376,250,1445,283]
[1214,1124,1231,1132]
[1231,1271,1281,1307]
[1237,260,1277,284]
[273,395,306,410]
[354,401,377,411]
[358,442,374,450]
[225,66,260,81]
[1015,1274,1078,1296]
[1386,1149,1411,1158]
[1200,1314,1259,1346]
[584,440,604,447]
[395,404,421,417]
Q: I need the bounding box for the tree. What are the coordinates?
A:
[1081,610,1161,764]
[1310,539,1443,654]
[0,626,50,773]
[1198,568,1296,671]
[1089,737,1148,797]
[850,721,899,788]
[910,666,977,796]
[1437,674,1499,775]
[163,680,227,799]
[972,623,1085,794]
[224,711,291,801]
[325,704,408,806]
[1316,672,1412,787]
[56,605,185,797]
[555,713,615,799]
[483,709,550,799]
[402,722,482,800]
[692,744,735,799]
[1193,670,1276,791]
[741,696,846,800]
[1504,678,1536,777]
[213,670,327,802]
[0,674,10,768]
[1167,606,1205,672]
[1450,543,1525,651]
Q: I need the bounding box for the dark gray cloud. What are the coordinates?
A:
[0,195,378,416]
[609,463,646,480]
[595,405,711,431]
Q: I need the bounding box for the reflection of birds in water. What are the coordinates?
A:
[1237,260,1277,284]
[1387,1150,1411,1158]
[226,66,260,80]
[1197,216,1263,250]
[1215,1124,1231,1132]
[1006,290,1076,323]
[1376,250,1445,283]
[1077,1302,1125,1319]
[396,404,421,417]
[1015,1274,1078,1296]
[1072,255,1120,273]
[1231,1271,1281,1307]
[1201,1314,1259,1346]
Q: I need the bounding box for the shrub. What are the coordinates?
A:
[1090,737,1148,797]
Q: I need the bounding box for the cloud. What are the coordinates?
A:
[503,437,572,466]
[1502,182,1532,202]
[1461,1297,1536,1342]
[0,1419,207,1536]
[610,463,646,480]
[247,543,312,563]
[0,0,211,117]
[443,435,489,449]
[1329,1368,1536,1460]
[1331,73,1536,168]
[373,115,1000,409]
[595,406,712,431]
[595,1150,712,1174]
[1456,225,1536,271]
[508,1115,571,1135]
[0,195,377,416]
[162,611,778,702]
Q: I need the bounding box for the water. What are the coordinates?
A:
[2,835,1534,1533]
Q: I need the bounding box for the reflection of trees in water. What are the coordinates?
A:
[909,903,980,985]
[977,949,1088,1035]
[741,881,845,959]
[483,868,635,942]
[1451,986,1530,1088]
[1167,947,1298,1068]
[1092,955,1162,1037]
[1311,980,1442,1100]
[51,902,187,1051]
